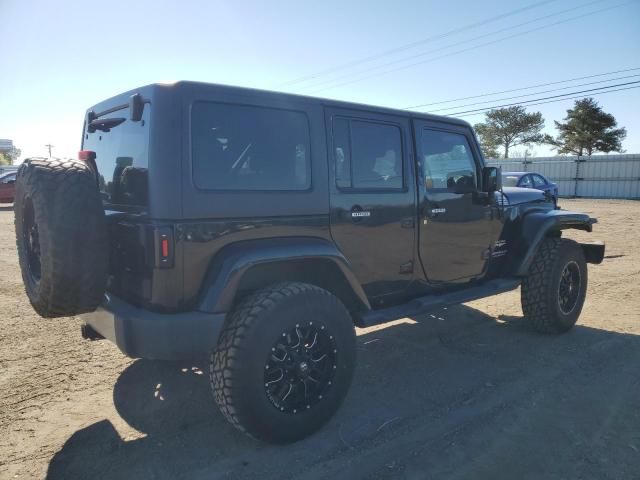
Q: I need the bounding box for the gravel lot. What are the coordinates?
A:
[1,199,639,480]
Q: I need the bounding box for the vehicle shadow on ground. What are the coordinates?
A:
[46,304,640,480]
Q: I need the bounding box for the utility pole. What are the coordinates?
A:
[45,144,54,158]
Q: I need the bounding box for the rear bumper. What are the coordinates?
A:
[80,293,226,360]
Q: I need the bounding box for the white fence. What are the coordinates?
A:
[486,154,640,199]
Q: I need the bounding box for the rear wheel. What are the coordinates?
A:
[209,282,356,443]
[521,238,587,333]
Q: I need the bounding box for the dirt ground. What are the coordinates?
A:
[1,199,639,480]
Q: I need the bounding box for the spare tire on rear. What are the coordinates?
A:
[14,158,108,318]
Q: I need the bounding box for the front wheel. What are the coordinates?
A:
[209,282,356,443]
[521,238,588,333]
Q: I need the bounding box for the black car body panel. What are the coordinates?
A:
[196,236,370,314]
[79,82,603,360]
[515,209,596,276]
[81,293,225,360]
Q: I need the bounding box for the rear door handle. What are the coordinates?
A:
[350,205,371,222]
[429,207,446,217]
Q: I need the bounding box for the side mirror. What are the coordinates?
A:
[129,93,145,122]
[482,166,501,193]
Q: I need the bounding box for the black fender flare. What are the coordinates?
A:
[516,209,602,276]
[197,237,370,313]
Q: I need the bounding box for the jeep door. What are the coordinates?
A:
[325,108,416,303]
[413,121,491,283]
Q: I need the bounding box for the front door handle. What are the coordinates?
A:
[429,207,446,217]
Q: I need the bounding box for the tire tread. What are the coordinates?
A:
[14,158,107,317]
[209,282,337,437]
[521,237,584,333]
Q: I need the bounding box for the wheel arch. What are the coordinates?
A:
[516,210,603,276]
[197,237,370,317]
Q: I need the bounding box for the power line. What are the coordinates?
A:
[445,82,640,117]
[305,1,632,95]
[445,80,640,115]
[426,74,640,113]
[299,0,605,92]
[455,85,640,118]
[405,66,640,109]
[275,0,559,89]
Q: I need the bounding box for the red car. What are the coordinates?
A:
[0,171,17,203]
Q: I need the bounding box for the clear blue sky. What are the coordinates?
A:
[1,0,639,160]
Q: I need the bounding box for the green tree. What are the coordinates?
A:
[0,146,20,165]
[545,98,626,156]
[477,136,499,159]
[474,106,545,159]
[8,146,21,163]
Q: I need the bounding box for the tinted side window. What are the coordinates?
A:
[192,103,310,191]
[333,118,351,189]
[519,175,533,187]
[532,174,547,187]
[421,130,476,190]
[83,107,150,208]
[333,118,403,190]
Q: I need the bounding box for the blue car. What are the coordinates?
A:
[502,171,558,206]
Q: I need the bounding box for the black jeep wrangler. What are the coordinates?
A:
[14,82,605,443]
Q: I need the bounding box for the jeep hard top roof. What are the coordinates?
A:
[86,81,473,130]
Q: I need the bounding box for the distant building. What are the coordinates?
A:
[0,139,14,152]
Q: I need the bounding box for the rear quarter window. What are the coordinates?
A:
[191,102,311,191]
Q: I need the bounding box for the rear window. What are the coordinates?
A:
[82,105,150,208]
[191,102,310,191]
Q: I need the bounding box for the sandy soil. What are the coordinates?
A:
[0,199,639,480]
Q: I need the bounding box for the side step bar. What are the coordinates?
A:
[358,277,521,328]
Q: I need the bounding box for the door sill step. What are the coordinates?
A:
[357,277,521,328]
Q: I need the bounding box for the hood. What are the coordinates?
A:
[496,186,548,206]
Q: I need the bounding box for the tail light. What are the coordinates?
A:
[152,226,174,268]
[78,150,98,174]
[78,150,96,162]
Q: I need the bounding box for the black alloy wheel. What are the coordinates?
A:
[264,321,337,414]
[558,260,581,315]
